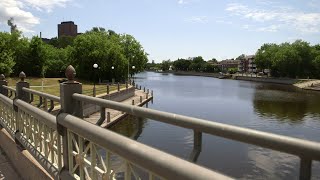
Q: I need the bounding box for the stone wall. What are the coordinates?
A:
[234,76,298,85]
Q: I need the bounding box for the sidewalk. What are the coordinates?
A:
[84,89,153,127]
[0,148,22,180]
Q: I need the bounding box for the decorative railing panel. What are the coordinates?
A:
[0,94,16,137]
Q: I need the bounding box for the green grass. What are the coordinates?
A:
[6,77,126,97]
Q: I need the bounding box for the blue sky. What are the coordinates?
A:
[1,0,320,62]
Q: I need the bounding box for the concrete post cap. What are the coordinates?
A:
[19,71,26,81]
[0,74,5,80]
[65,65,76,82]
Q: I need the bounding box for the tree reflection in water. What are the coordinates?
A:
[253,84,320,123]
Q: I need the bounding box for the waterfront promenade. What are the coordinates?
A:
[85,89,153,127]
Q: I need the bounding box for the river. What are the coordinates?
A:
[110,72,320,179]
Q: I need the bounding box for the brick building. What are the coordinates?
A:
[58,21,78,38]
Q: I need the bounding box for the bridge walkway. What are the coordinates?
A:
[0,147,22,180]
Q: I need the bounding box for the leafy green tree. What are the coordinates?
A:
[49,36,75,48]
[120,34,148,77]
[71,30,127,81]
[161,60,172,71]
[0,32,16,76]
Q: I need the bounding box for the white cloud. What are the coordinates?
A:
[226,2,320,33]
[257,25,280,32]
[178,0,186,4]
[186,16,208,23]
[22,0,71,12]
[0,0,40,32]
[0,0,71,32]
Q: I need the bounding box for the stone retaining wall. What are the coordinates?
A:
[234,76,298,85]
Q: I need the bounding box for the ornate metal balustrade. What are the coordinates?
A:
[0,66,319,180]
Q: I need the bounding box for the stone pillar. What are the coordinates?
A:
[16,72,30,102]
[117,83,120,92]
[57,65,83,179]
[60,65,83,117]
[0,74,8,96]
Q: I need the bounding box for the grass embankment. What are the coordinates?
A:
[6,77,124,97]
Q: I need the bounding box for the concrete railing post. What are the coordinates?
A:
[57,65,82,179]
[117,83,120,92]
[107,112,110,123]
[140,96,142,103]
[126,81,128,89]
[16,71,30,102]
[13,71,30,150]
[0,74,8,96]
[132,99,135,105]
[107,85,109,94]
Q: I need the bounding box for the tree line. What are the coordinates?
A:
[148,40,320,79]
[146,56,221,73]
[0,25,148,82]
[254,40,320,78]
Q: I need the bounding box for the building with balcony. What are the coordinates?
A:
[238,55,257,73]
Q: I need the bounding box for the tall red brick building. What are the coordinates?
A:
[58,21,78,38]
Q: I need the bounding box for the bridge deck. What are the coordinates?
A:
[84,89,152,127]
[0,147,22,180]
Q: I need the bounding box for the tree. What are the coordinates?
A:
[120,34,148,77]
[27,37,47,77]
[161,60,172,71]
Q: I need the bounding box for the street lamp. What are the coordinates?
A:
[132,65,135,85]
[93,63,98,97]
[111,66,115,84]
[128,55,135,82]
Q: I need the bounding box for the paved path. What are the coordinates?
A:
[84,89,152,127]
[0,148,22,180]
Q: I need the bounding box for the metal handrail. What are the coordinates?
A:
[22,87,60,102]
[57,113,232,180]
[72,93,320,161]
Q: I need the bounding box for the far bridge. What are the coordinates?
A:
[0,65,319,180]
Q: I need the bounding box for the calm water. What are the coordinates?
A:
[111,72,320,179]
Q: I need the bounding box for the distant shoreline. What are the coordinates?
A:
[149,70,320,91]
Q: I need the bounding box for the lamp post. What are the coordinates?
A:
[111,66,115,84]
[132,65,135,85]
[128,55,135,82]
[93,63,98,97]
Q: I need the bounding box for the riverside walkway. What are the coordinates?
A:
[85,89,152,127]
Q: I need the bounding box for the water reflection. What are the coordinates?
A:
[253,84,320,123]
[109,115,145,140]
[110,72,320,179]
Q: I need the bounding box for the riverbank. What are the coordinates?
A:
[154,71,320,91]
[233,75,298,85]
[156,71,221,78]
